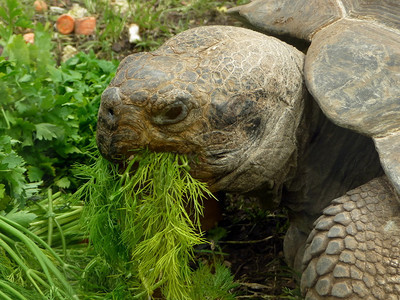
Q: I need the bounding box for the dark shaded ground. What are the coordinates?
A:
[202,194,301,299]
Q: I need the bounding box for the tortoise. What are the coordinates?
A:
[96,0,400,298]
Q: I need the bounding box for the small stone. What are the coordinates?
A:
[334,212,352,226]
[315,276,332,296]
[326,239,344,255]
[316,255,338,275]
[328,225,346,238]
[333,264,350,278]
[50,6,67,14]
[332,282,352,297]
[128,24,142,43]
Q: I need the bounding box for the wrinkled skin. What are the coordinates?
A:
[97,26,306,197]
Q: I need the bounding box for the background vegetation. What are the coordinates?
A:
[0,0,301,298]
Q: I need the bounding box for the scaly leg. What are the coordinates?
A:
[301,177,400,299]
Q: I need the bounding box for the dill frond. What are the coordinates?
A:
[75,149,215,299]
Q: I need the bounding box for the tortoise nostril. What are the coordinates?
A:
[108,108,115,118]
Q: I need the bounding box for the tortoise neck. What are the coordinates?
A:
[283,96,383,227]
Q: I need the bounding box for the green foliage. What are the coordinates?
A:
[0,22,118,202]
[0,135,42,206]
[0,0,32,44]
[0,208,78,299]
[190,263,238,300]
[74,150,236,299]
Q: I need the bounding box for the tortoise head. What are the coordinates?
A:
[97,26,306,197]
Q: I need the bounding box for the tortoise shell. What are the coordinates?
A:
[229,0,400,194]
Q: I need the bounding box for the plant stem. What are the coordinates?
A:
[0,215,77,299]
[47,189,54,247]
[1,107,11,129]
[0,235,46,296]
[0,280,29,300]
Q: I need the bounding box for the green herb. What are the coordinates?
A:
[0,21,118,202]
[0,0,32,44]
[74,149,235,299]
[189,263,238,300]
[0,208,78,299]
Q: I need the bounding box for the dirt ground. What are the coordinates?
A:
[205,194,301,299]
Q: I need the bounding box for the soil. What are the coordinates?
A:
[203,194,300,299]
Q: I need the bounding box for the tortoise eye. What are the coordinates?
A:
[151,101,188,125]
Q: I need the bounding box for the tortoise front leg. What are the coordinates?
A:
[301,177,400,299]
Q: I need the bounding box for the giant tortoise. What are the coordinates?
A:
[96,0,400,298]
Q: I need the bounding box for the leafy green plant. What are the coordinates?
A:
[189,263,238,300]
[0,0,32,44]
[0,20,118,199]
[73,149,236,299]
[0,135,40,207]
[0,206,78,299]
